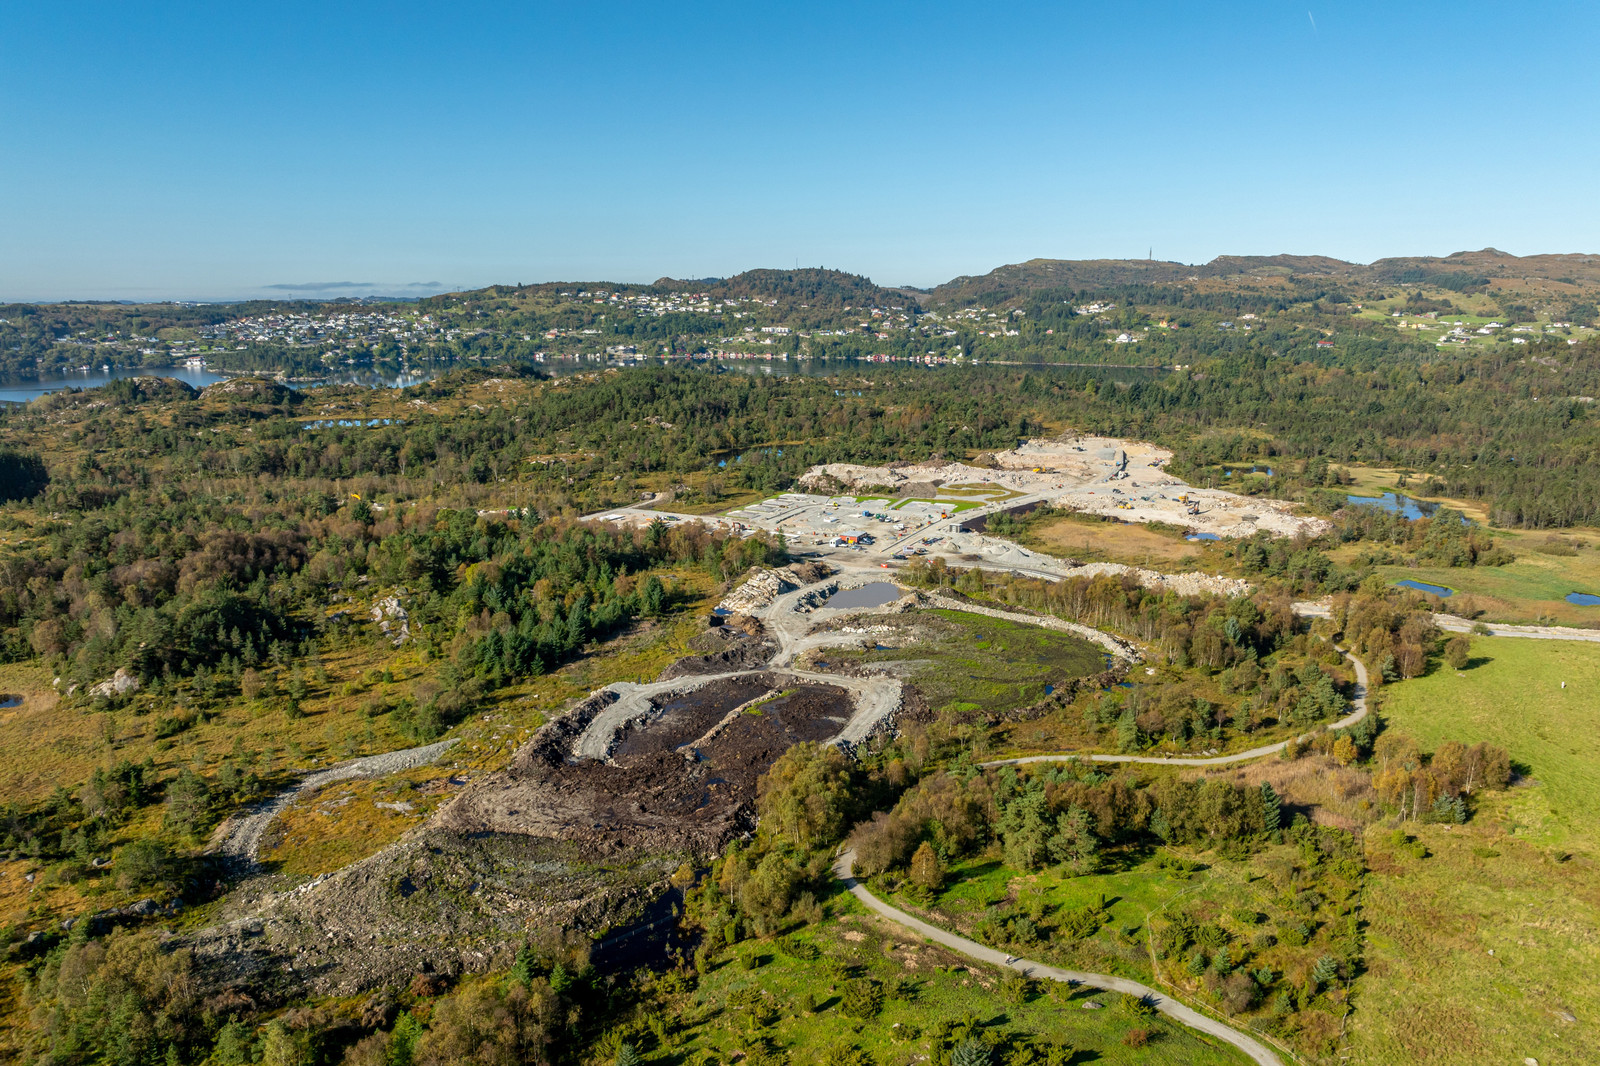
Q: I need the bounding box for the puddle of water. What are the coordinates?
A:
[825,582,902,609]
[1566,592,1600,606]
[1395,578,1454,597]
[0,695,20,709]
[1044,684,1054,695]
[1186,532,1220,542]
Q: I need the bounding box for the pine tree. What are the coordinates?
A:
[614,1042,642,1066]
[1259,782,1282,832]
[510,943,537,987]
[1046,805,1099,875]
[951,1038,991,1066]
[1115,708,1141,753]
[1311,955,1339,988]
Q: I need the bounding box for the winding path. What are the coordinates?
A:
[983,648,1368,770]
[832,849,1284,1066]
[211,738,459,870]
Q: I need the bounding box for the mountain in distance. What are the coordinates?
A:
[925,248,1600,307]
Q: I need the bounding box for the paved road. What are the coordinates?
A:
[1296,599,1600,644]
[983,648,1368,770]
[832,849,1283,1066]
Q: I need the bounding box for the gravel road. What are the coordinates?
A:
[833,849,1284,1066]
[984,647,1368,770]
[212,738,459,871]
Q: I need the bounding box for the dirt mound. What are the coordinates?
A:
[438,674,853,857]
[187,830,673,1002]
[658,625,776,680]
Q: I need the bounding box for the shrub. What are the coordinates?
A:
[1117,992,1156,1018]
[1121,1027,1151,1048]
[1001,974,1033,1005]
[840,978,884,1019]
[115,838,172,890]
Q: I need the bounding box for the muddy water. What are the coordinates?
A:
[825,582,902,609]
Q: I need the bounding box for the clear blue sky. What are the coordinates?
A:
[4,1,1598,300]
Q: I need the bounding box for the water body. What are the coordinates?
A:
[0,695,20,709]
[825,583,903,609]
[1346,492,1452,522]
[0,366,230,403]
[1186,532,1220,542]
[0,366,443,404]
[1566,592,1600,606]
[301,418,402,429]
[1395,579,1454,597]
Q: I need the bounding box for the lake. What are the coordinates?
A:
[1566,592,1600,606]
[1395,578,1454,597]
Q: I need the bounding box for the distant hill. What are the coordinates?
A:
[925,248,1600,306]
[695,267,903,308]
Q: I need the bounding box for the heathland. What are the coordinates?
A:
[1,255,1599,1066]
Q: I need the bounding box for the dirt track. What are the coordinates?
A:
[210,738,458,870]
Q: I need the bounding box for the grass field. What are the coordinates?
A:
[1378,637,1600,850]
[258,770,448,877]
[679,888,1252,1065]
[1360,543,1600,628]
[1349,637,1600,1064]
[1016,512,1211,569]
[1350,797,1600,1065]
[816,609,1107,721]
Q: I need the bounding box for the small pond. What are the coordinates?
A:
[825,582,903,609]
[1395,579,1454,597]
[1346,492,1465,523]
[1566,592,1600,606]
[1186,532,1220,542]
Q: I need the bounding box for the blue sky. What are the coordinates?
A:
[4,1,1598,300]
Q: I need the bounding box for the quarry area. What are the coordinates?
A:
[593,436,1324,580]
[796,435,1326,540]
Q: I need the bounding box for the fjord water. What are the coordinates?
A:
[0,366,229,403]
[0,366,443,404]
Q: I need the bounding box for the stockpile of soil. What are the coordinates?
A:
[657,624,775,680]
[439,674,854,857]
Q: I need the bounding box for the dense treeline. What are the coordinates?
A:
[4,496,776,698]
